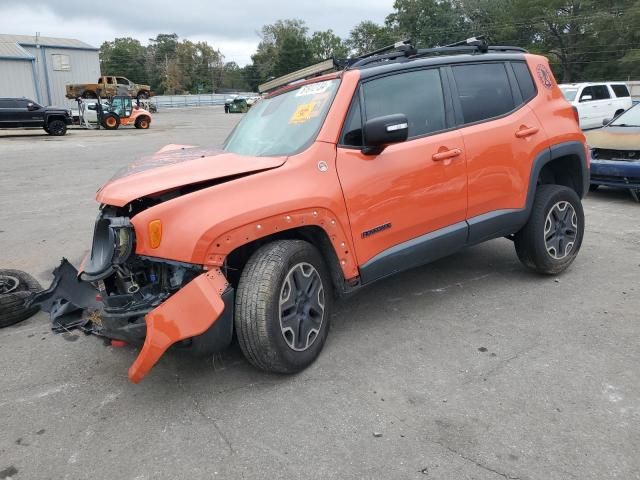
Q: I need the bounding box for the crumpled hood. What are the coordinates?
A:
[585,126,640,150]
[97,144,286,206]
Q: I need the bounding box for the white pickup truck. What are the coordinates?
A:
[559,82,632,129]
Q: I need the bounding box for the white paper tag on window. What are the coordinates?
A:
[296,81,332,97]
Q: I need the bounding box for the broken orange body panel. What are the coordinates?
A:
[128,268,228,383]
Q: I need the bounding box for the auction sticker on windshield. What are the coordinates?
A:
[289,102,317,124]
[296,80,333,97]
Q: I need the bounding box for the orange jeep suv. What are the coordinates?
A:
[33,39,589,383]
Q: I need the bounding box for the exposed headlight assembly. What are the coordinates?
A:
[81,213,134,282]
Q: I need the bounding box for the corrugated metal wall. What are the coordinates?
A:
[23,46,100,107]
[0,59,38,100]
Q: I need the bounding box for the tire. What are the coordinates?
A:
[235,240,332,373]
[514,185,585,275]
[137,91,149,100]
[102,114,120,130]
[0,269,42,328]
[589,184,600,192]
[47,119,67,136]
[82,91,98,99]
[134,116,150,129]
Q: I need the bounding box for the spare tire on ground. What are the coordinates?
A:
[0,269,42,328]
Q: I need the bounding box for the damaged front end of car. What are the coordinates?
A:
[30,207,234,383]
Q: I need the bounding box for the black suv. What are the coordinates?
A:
[0,98,73,136]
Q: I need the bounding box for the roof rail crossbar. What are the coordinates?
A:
[355,39,414,60]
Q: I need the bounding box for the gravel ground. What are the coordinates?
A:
[1,107,638,480]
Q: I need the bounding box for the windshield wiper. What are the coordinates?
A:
[611,123,640,127]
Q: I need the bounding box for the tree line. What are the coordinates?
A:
[100,0,640,95]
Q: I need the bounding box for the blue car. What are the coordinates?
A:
[586,103,640,200]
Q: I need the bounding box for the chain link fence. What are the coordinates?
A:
[151,93,257,110]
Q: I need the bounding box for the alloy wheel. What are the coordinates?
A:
[279,262,325,352]
[544,201,578,259]
[0,275,19,295]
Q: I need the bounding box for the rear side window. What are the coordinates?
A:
[362,69,446,138]
[512,62,537,102]
[0,99,17,108]
[452,63,515,124]
[611,84,630,97]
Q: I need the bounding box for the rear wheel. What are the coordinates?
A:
[47,119,67,136]
[137,91,149,100]
[514,184,584,275]
[235,240,332,373]
[102,114,120,130]
[0,269,42,328]
[134,116,150,129]
[82,91,97,99]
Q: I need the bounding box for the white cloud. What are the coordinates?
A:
[0,0,394,65]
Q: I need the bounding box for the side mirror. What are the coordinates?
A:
[27,103,38,111]
[362,114,409,155]
[602,118,611,126]
[580,95,593,102]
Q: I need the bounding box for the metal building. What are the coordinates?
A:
[0,33,100,107]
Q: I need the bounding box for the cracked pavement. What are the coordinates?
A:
[1,107,639,479]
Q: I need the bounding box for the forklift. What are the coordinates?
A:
[87,96,152,130]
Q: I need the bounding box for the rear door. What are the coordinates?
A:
[448,61,545,241]
[0,99,20,127]
[336,67,468,280]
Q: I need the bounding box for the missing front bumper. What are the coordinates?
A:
[31,259,233,383]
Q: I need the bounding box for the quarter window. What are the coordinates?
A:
[362,69,446,138]
[452,63,515,124]
[611,84,630,97]
[512,62,537,102]
[0,99,17,108]
[341,94,363,147]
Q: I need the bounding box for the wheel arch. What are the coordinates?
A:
[535,141,589,199]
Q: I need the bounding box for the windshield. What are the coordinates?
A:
[610,104,640,126]
[224,79,340,157]
[560,88,578,101]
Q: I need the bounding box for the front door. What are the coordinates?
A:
[336,68,468,282]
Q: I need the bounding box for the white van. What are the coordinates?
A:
[559,82,632,129]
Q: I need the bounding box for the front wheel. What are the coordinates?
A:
[514,184,585,275]
[134,116,150,129]
[235,240,332,373]
[47,119,67,136]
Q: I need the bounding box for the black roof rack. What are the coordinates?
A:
[259,37,527,94]
[347,37,527,69]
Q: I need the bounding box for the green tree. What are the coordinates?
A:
[251,19,314,84]
[309,29,349,60]
[385,0,466,47]
[346,20,397,55]
[99,37,147,82]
